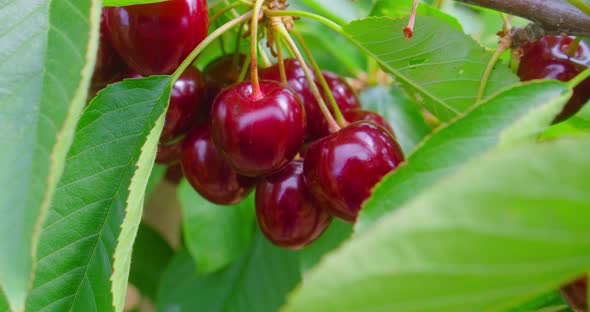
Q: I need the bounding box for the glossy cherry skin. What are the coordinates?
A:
[259,59,320,139]
[518,36,590,122]
[561,277,587,312]
[91,11,128,89]
[204,53,247,105]
[321,71,362,114]
[343,109,395,138]
[156,140,182,165]
[181,124,255,205]
[211,81,306,177]
[256,161,333,249]
[104,0,209,76]
[164,164,184,185]
[304,122,404,223]
[162,67,208,143]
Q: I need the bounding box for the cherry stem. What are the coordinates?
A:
[258,41,272,68]
[403,0,420,40]
[292,30,347,126]
[172,11,253,83]
[566,0,590,16]
[436,0,444,9]
[249,0,265,100]
[216,20,227,56]
[565,37,583,57]
[568,67,590,88]
[275,34,288,85]
[273,21,341,133]
[265,10,345,36]
[238,52,252,82]
[210,1,243,25]
[477,34,512,103]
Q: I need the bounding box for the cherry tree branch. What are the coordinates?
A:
[454,0,590,37]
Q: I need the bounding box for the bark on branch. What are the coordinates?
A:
[454,0,590,37]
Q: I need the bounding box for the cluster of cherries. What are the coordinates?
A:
[91,0,404,249]
[517,36,590,122]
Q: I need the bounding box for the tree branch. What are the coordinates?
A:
[454,0,590,37]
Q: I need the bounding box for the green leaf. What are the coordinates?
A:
[284,135,590,312]
[343,16,519,121]
[299,219,353,272]
[103,0,167,6]
[0,290,8,312]
[129,223,174,301]
[291,0,371,24]
[0,0,101,308]
[370,0,462,30]
[359,86,431,154]
[359,80,572,232]
[145,165,167,198]
[509,290,568,312]
[25,76,172,312]
[178,181,256,274]
[158,231,301,312]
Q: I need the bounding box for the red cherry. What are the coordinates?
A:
[256,160,333,249]
[156,140,182,165]
[165,164,184,185]
[304,122,404,223]
[181,124,255,205]
[161,67,208,143]
[91,11,128,89]
[560,277,587,312]
[210,81,306,177]
[343,109,395,138]
[104,0,209,76]
[518,36,590,122]
[320,71,362,115]
[203,53,247,105]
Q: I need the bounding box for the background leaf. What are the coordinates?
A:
[178,181,256,274]
[0,0,100,308]
[359,80,571,231]
[158,230,301,312]
[370,0,462,30]
[299,219,353,272]
[285,135,590,312]
[129,223,174,301]
[359,86,431,154]
[343,16,519,121]
[25,76,172,312]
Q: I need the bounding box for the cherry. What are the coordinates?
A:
[122,67,208,143]
[561,277,587,312]
[518,36,590,122]
[256,161,332,249]
[203,53,247,105]
[304,122,404,223]
[320,71,362,115]
[343,109,395,138]
[104,0,209,76]
[181,124,255,205]
[91,11,127,90]
[210,81,306,177]
[161,67,208,143]
[156,140,182,165]
[164,164,184,185]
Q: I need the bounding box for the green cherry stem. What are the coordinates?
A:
[249,0,266,100]
[258,41,272,68]
[568,67,590,88]
[172,11,253,83]
[566,0,590,16]
[265,10,345,36]
[291,30,346,126]
[476,34,511,103]
[275,33,288,85]
[238,52,252,82]
[210,1,243,25]
[273,20,340,133]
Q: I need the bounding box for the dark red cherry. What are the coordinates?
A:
[181,124,255,205]
[256,161,332,249]
[321,71,361,114]
[211,81,306,177]
[518,36,590,122]
[104,0,209,76]
[259,59,320,139]
[561,277,587,312]
[91,11,128,89]
[156,140,182,165]
[203,53,247,105]
[343,109,395,138]
[164,164,184,185]
[161,67,208,143]
[125,67,208,143]
[304,122,404,223]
